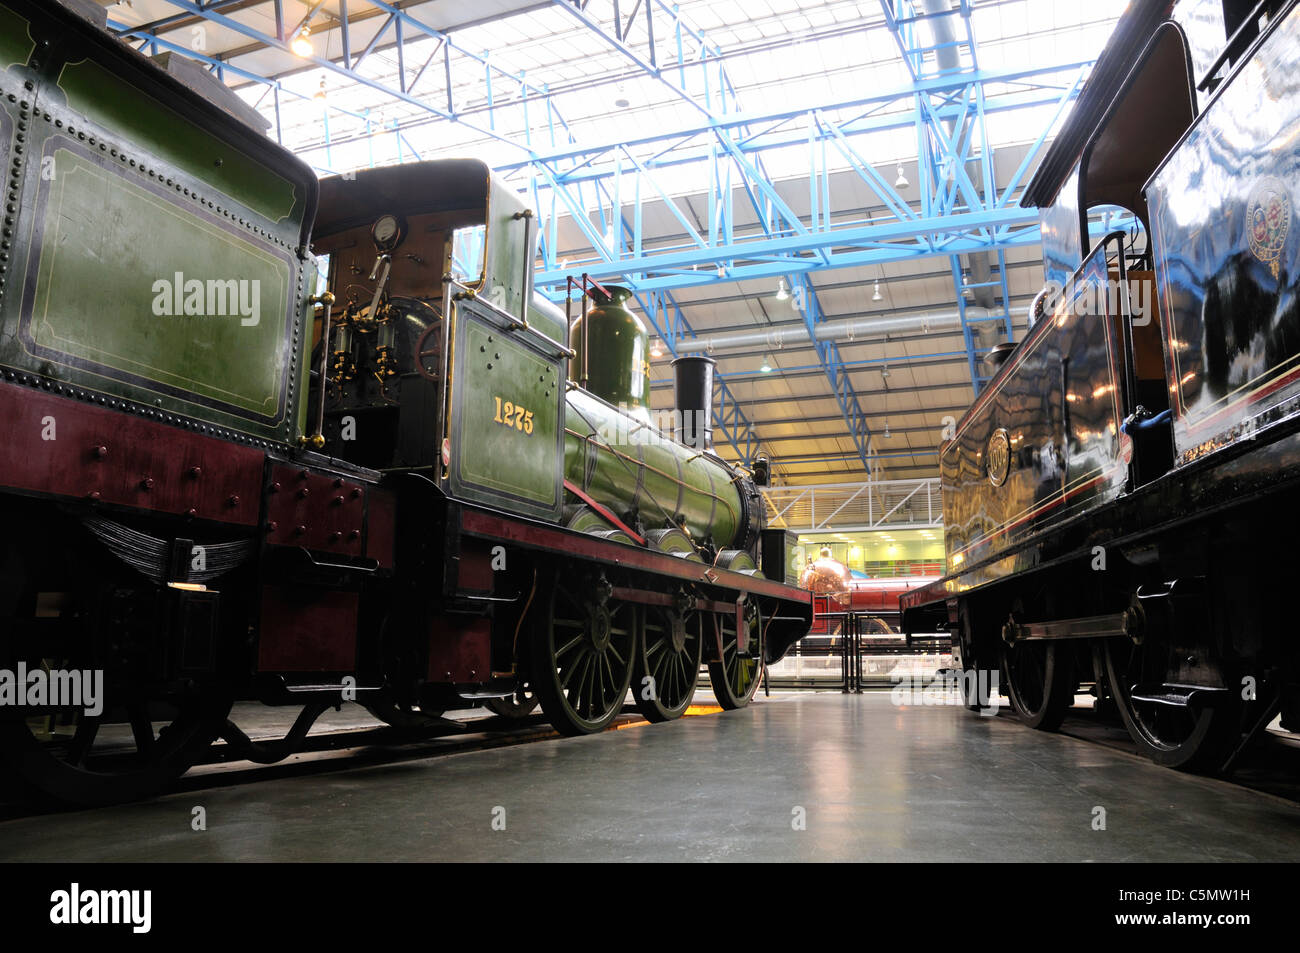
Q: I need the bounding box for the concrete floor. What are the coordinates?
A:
[4,691,1300,862]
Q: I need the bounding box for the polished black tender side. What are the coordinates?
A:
[902,0,1300,773]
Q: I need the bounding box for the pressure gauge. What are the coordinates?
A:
[372,214,405,251]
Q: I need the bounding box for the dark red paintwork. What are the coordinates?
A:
[0,380,264,525]
[426,616,491,683]
[265,463,366,557]
[257,584,359,672]
[459,506,812,605]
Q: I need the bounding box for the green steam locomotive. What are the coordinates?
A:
[0,0,810,804]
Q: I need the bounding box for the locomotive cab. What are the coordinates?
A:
[308,160,569,489]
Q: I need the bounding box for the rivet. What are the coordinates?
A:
[266,521,278,532]
[87,490,100,500]
[294,524,306,535]
[227,494,240,507]
[140,477,154,490]
[297,487,310,499]
[188,466,201,477]
[92,444,107,459]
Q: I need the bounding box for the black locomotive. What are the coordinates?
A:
[902,0,1300,771]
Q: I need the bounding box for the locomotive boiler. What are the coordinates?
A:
[902,0,1300,772]
[0,0,811,805]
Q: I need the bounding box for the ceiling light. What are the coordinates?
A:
[895,163,909,189]
[881,364,890,379]
[872,280,883,302]
[882,419,891,438]
[291,26,314,58]
[716,264,726,278]
[775,278,789,301]
[759,355,773,374]
[650,339,664,358]
[614,82,630,109]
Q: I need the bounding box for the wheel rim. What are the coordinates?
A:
[0,530,231,805]
[708,607,762,710]
[1000,639,1072,730]
[0,684,230,805]
[533,578,636,735]
[1103,637,1239,770]
[633,608,702,722]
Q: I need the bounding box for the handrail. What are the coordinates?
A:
[445,278,576,361]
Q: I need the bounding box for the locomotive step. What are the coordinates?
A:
[1128,685,1231,711]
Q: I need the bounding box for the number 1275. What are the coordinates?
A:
[493,396,534,435]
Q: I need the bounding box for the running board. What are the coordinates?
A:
[1002,612,1130,643]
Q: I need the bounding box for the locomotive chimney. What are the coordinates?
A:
[672,355,715,451]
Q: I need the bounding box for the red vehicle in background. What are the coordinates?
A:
[800,548,940,636]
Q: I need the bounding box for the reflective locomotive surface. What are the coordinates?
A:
[903,0,1300,773]
[1148,7,1300,465]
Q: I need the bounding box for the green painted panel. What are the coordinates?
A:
[57,60,300,227]
[0,7,32,69]
[26,148,291,420]
[452,308,563,516]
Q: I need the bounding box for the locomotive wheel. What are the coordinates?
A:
[707,605,763,710]
[1000,639,1073,731]
[632,608,703,722]
[486,682,540,719]
[0,690,231,806]
[530,576,636,736]
[1103,638,1241,772]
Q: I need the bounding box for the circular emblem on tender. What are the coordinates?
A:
[1247,176,1291,280]
[986,428,1011,487]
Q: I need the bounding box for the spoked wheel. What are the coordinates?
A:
[707,604,763,710]
[531,574,637,736]
[0,687,231,806]
[486,682,540,719]
[632,607,703,722]
[0,523,233,805]
[1000,638,1074,730]
[1103,637,1242,771]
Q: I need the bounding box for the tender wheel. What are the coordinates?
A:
[0,689,231,806]
[0,519,233,805]
[530,574,636,736]
[1000,638,1074,730]
[632,607,703,722]
[707,604,763,710]
[1103,637,1241,771]
[486,682,540,719]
